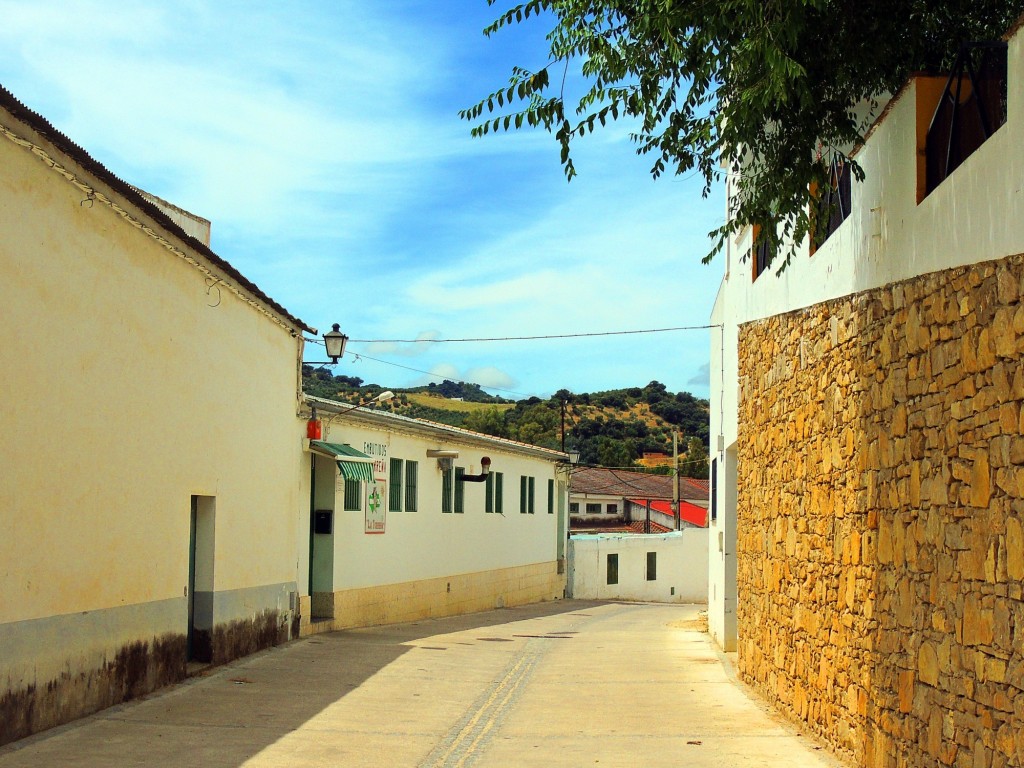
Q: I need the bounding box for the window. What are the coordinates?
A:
[925,41,1008,197]
[607,554,618,585]
[384,459,417,512]
[486,471,504,514]
[606,503,618,515]
[343,479,361,511]
[520,476,535,514]
[495,472,503,513]
[646,551,657,581]
[405,460,418,512]
[442,467,453,513]
[454,467,465,513]
[389,458,403,512]
[711,458,718,524]
[586,503,601,514]
[569,502,579,513]
[751,223,776,281]
[811,156,852,251]
[547,479,554,514]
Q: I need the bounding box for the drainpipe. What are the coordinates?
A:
[307,455,316,600]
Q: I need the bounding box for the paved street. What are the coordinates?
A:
[0,601,845,767]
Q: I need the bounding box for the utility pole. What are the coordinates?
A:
[673,431,680,530]
[561,399,567,452]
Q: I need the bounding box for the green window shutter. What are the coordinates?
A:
[389,458,403,512]
[454,467,465,513]
[528,476,535,514]
[520,476,527,514]
[547,478,554,514]
[485,473,494,513]
[344,479,361,511]
[405,460,418,512]
[495,473,503,514]
[442,467,452,513]
[607,553,619,585]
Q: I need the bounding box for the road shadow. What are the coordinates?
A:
[0,600,610,768]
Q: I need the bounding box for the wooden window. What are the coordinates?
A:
[454,467,465,513]
[646,551,657,581]
[547,479,554,514]
[343,479,361,511]
[607,554,619,585]
[389,458,403,512]
[441,467,453,513]
[405,461,418,512]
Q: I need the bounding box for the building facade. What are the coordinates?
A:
[709,23,1024,768]
[297,397,570,631]
[0,86,313,744]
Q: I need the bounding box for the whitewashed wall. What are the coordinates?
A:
[568,531,708,603]
[707,25,1024,653]
[298,411,568,593]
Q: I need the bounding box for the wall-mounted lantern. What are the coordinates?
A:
[323,323,349,363]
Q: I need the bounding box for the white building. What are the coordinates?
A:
[0,84,312,744]
[298,397,571,631]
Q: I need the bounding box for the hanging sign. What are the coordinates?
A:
[365,482,386,534]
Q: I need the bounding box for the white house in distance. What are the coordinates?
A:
[299,396,570,631]
[0,84,313,744]
[709,20,1024,768]
[569,466,708,531]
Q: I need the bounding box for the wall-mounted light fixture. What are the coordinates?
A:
[459,457,491,483]
[427,449,459,473]
[337,390,393,415]
[305,323,349,365]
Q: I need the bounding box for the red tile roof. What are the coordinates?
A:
[625,520,674,534]
[628,499,708,528]
[570,466,708,501]
[682,478,710,493]
[570,519,674,534]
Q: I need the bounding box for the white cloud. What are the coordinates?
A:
[0,0,726,398]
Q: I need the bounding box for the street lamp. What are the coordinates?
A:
[336,390,394,416]
[323,324,348,363]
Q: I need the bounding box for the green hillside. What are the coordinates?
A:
[301,368,709,476]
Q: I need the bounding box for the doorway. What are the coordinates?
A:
[188,495,216,663]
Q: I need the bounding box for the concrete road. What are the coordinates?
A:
[0,601,846,767]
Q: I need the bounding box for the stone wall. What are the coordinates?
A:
[737,254,1024,768]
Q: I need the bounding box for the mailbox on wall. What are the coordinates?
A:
[314,509,333,535]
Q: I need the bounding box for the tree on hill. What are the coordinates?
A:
[424,379,508,403]
[464,0,1021,267]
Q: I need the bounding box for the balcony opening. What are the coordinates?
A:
[924,41,1008,198]
[810,155,852,253]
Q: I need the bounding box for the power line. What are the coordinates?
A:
[346,324,719,344]
[341,351,535,399]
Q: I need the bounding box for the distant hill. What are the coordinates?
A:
[301,367,710,476]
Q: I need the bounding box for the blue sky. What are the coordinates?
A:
[0,0,725,399]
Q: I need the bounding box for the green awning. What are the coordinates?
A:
[337,460,375,483]
[307,440,376,484]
